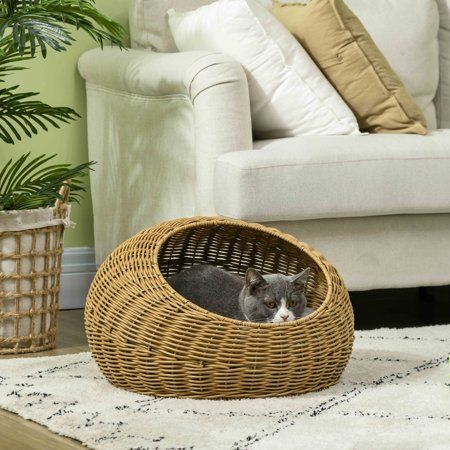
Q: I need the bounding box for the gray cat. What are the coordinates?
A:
[167,264,314,323]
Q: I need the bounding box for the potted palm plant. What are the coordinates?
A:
[0,0,124,354]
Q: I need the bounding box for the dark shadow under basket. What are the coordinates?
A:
[85,217,354,399]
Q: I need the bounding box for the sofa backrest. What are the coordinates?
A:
[129,0,214,52]
[129,0,450,129]
[436,0,450,129]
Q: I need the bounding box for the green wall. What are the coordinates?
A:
[0,0,131,248]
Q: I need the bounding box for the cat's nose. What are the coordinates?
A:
[280,314,289,321]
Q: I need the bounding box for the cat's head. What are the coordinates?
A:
[239,268,310,323]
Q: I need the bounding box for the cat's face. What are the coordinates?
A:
[239,268,310,323]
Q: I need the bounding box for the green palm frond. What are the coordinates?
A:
[0,0,125,58]
[0,85,79,143]
[6,14,74,56]
[0,0,125,144]
[0,152,95,210]
[0,47,32,81]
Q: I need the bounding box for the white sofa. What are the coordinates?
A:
[78,0,450,291]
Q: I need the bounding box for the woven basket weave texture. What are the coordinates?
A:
[85,217,354,399]
[0,186,69,354]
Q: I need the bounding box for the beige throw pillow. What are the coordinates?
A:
[272,0,428,135]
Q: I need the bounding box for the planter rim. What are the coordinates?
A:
[0,206,73,232]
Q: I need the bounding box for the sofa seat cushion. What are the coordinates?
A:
[214,130,450,221]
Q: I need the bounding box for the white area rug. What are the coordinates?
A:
[0,325,449,450]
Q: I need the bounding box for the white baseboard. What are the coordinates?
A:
[60,247,96,310]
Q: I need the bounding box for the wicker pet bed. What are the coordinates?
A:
[85,217,354,399]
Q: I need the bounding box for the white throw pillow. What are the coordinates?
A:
[168,0,360,139]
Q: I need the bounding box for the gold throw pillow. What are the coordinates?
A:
[272,0,427,135]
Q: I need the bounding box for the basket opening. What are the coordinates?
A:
[158,222,329,312]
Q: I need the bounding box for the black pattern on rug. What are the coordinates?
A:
[233,355,448,449]
[0,325,448,450]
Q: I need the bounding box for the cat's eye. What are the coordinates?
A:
[265,302,276,309]
[287,300,298,308]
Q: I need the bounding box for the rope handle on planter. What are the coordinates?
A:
[54,181,71,220]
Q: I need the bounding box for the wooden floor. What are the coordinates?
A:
[0,310,89,450]
[1,285,449,450]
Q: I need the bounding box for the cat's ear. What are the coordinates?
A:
[245,268,268,291]
[290,268,310,290]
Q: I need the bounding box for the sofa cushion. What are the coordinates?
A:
[130,0,440,129]
[344,0,439,130]
[214,131,450,221]
[168,0,359,139]
[436,0,450,128]
[272,0,428,135]
[129,0,214,52]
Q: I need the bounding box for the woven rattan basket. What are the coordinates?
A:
[86,217,354,399]
[0,186,70,354]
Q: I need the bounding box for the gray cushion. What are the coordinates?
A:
[214,131,450,222]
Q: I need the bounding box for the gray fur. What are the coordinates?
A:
[167,264,313,323]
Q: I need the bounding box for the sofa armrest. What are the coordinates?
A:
[79,47,237,97]
[78,47,252,215]
[78,47,252,263]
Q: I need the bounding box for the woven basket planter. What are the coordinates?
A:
[0,188,70,354]
[86,217,354,399]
